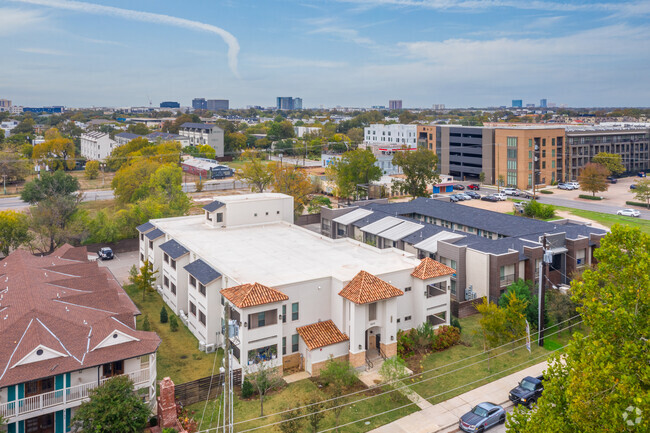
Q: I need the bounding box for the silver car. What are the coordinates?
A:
[459,402,506,432]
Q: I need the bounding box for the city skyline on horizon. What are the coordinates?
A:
[1,0,649,108]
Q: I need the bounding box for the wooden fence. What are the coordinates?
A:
[175,369,242,406]
[295,213,320,226]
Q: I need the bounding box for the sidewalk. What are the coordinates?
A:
[369,361,548,433]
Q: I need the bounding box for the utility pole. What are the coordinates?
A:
[223,302,230,432]
[538,235,551,347]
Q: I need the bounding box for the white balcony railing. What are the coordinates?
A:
[0,367,152,420]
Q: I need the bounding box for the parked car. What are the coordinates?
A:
[449,194,460,202]
[567,182,580,189]
[467,184,481,190]
[638,172,647,177]
[481,195,499,202]
[519,191,539,200]
[466,191,481,199]
[459,402,506,432]
[557,183,572,190]
[617,209,640,217]
[459,193,472,200]
[453,184,466,190]
[607,176,618,184]
[97,247,114,260]
[503,188,519,196]
[509,375,544,408]
[630,184,637,189]
[493,193,507,201]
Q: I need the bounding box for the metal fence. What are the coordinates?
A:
[174,369,242,406]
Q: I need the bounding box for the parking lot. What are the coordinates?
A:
[550,175,642,207]
[96,250,139,285]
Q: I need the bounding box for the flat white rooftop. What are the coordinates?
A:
[151,216,420,287]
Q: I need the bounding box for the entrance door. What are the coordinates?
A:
[376,334,381,351]
[25,413,54,433]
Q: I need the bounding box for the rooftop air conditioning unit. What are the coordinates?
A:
[205,344,216,353]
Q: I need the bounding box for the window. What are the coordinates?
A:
[282,305,286,323]
[528,139,532,148]
[102,360,124,378]
[507,137,517,147]
[199,311,206,326]
[292,302,299,321]
[164,253,169,263]
[282,337,286,355]
[397,318,401,323]
[404,316,412,321]
[450,259,457,270]
[257,311,266,327]
[247,309,278,329]
[292,334,299,352]
[552,138,556,146]
[171,259,176,270]
[529,151,532,159]
[190,302,196,316]
[507,172,517,186]
[140,233,144,241]
[217,213,223,223]
[529,162,533,170]
[199,283,206,296]
[404,286,411,292]
[542,161,546,169]
[542,139,546,146]
[164,276,169,288]
[190,276,196,288]
[552,160,556,168]
[140,253,144,262]
[25,377,54,397]
[552,149,556,157]
[369,303,377,321]
[248,345,277,364]
[149,240,153,249]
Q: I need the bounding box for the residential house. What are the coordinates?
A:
[178,123,225,157]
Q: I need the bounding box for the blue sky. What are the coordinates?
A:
[1,0,649,108]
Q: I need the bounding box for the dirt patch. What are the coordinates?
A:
[457,199,516,213]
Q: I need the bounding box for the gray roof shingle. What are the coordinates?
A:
[180,122,218,130]
[184,259,221,285]
[136,222,155,233]
[145,228,165,240]
[159,239,189,259]
[203,200,225,212]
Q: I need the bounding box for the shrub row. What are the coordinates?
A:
[431,326,461,351]
[579,194,602,200]
[540,190,553,194]
[625,200,650,208]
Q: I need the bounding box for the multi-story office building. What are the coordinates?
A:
[432,104,445,110]
[140,193,454,374]
[436,126,495,183]
[511,100,523,108]
[564,125,650,180]
[276,97,301,111]
[206,99,229,111]
[389,100,403,110]
[178,123,225,157]
[22,106,64,114]
[192,98,207,110]
[0,99,11,112]
[321,197,606,310]
[0,245,160,433]
[160,101,180,108]
[80,131,118,161]
[539,99,547,108]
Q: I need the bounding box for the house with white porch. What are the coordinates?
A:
[0,245,160,433]
[142,193,454,375]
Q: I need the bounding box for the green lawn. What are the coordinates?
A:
[408,315,575,403]
[186,315,578,432]
[123,284,222,383]
[554,206,650,234]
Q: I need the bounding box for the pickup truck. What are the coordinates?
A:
[509,375,544,408]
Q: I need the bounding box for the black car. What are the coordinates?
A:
[509,375,544,408]
[453,184,465,190]
[97,247,114,260]
[449,194,460,202]
[481,195,498,202]
[607,176,618,184]
[466,191,480,199]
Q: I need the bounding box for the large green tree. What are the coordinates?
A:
[71,375,150,433]
[592,152,625,176]
[236,151,275,193]
[507,225,650,432]
[392,148,439,198]
[327,149,382,200]
[0,210,31,256]
[633,178,650,207]
[578,162,610,197]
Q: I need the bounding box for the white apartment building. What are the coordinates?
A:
[363,124,418,149]
[178,123,225,157]
[140,193,454,376]
[80,131,118,161]
[0,245,160,433]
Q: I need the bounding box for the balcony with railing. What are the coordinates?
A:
[0,366,153,421]
[426,282,447,298]
[499,273,516,287]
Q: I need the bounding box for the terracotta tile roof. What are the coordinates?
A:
[220,282,288,309]
[0,245,160,388]
[338,270,404,304]
[411,257,456,280]
[297,320,349,351]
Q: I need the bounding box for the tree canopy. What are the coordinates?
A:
[578,162,610,197]
[507,225,650,432]
[21,169,79,204]
[32,128,76,171]
[236,151,275,193]
[633,178,650,207]
[391,148,439,198]
[327,149,382,200]
[592,152,625,176]
[0,210,31,256]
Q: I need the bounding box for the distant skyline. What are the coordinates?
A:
[1,0,649,108]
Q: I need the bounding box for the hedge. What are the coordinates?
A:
[540,190,553,194]
[579,194,602,200]
[625,200,650,208]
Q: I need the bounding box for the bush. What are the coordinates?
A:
[523,200,556,220]
[162,428,178,433]
[195,178,204,192]
[85,160,100,180]
[579,194,602,200]
[431,326,461,351]
[540,189,553,194]
[241,377,254,399]
[169,314,179,332]
[142,314,151,331]
[626,200,649,208]
[450,316,462,333]
[160,305,168,323]
[397,322,436,358]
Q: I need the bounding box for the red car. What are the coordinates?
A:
[467,184,480,190]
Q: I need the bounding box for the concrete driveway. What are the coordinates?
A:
[96,250,139,285]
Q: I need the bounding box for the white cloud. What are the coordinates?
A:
[306,18,375,45]
[18,47,70,55]
[0,8,47,35]
[10,0,241,77]
[249,55,347,69]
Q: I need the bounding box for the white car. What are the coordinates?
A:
[503,188,518,196]
[557,183,573,190]
[493,193,507,201]
[617,209,640,217]
[567,182,580,189]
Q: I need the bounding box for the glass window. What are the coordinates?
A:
[164,276,169,287]
[164,253,169,263]
[507,137,517,147]
[552,149,556,157]
[190,302,196,316]
[189,276,196,288]
[171,283,176,295]
[199,311,206,326]
[292,302,299,321]
[199,283,206,296]
[369,303,377,321]
[529,151,532,158]
[450,259,457,270]
[282,337,286,355]
[217,213,223,223]
[282,305,286,323]
[292,334,299,352]
[171,259,176,270]
[257,312,265,327]
[528,139,532,148]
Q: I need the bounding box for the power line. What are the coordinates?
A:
[197,319,581,433]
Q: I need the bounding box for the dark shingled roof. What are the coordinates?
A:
[136,222,155,233]
[180,122,217,130]
[184,259,221,285]
[115,132,141,140]
[203,200,225,212]
[145,132,185,141]
[145,228,165,240]
[159,239,189,259]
